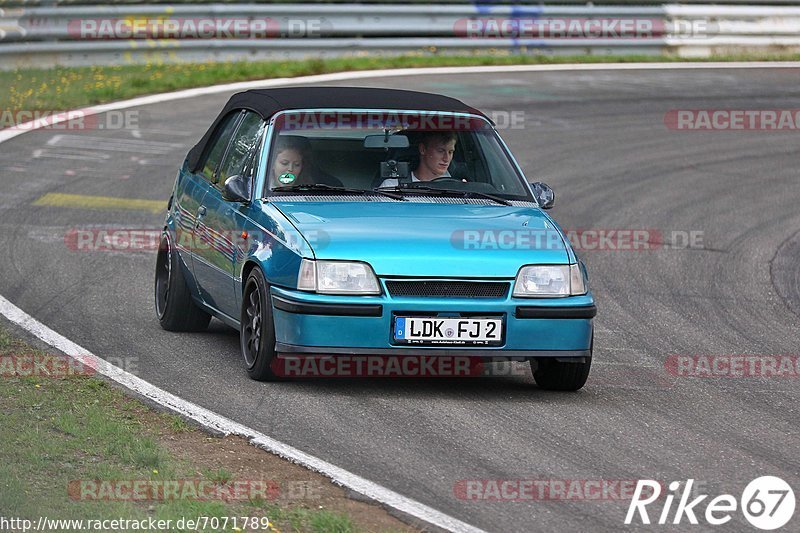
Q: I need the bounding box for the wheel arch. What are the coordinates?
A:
[241,260,260,291]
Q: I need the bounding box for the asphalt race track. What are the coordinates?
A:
[1,67,799,531]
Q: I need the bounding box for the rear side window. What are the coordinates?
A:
[200,112,240,183]
[217,111,265,187]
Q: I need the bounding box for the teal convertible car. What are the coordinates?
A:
[155,87,596,390]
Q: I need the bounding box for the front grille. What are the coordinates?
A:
[385,280,509,299]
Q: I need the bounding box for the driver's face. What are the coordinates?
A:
[272,149,304,179]
[420,139,456,177]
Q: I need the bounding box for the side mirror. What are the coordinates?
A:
[530,181,555,209]
[222,175,250,203]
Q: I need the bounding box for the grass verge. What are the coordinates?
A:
[0,325,413,532]
[2,53,800,125]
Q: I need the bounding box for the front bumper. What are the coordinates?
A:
[270,283,595,358]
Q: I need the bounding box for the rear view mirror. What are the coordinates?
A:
[530,181,555,209]
[364,134,410,149]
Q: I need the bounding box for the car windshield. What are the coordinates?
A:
[263,110,532,201]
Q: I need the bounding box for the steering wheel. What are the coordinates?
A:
[430,176,465,183]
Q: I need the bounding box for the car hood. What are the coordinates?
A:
[270,200,570,278]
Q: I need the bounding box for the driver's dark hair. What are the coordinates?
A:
[419,131,457,148]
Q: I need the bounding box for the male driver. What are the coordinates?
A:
[378,131,458,188]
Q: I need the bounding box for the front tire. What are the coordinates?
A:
[531,339,592,391]
[155,231,211,332]
[240,267,279,381]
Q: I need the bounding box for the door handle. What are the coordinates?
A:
[195,205,207,228]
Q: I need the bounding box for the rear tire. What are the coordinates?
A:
[154,231,211,332]
[531,340,592,391]
[240,267,280,381]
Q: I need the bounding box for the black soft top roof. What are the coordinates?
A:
[186,86,488,171]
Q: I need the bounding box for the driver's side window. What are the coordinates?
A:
[216,111,266,190]
[200,112,240,183]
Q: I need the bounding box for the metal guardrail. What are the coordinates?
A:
[2,4,673,41]
[1,3,799,69]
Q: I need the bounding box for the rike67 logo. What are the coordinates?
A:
[626,477,795,530]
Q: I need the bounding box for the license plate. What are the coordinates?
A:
[394,317,503,345]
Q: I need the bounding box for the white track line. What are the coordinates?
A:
[0,294,484,533]
[3,61,800,146]
[1,61,797,532]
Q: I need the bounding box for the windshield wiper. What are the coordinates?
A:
[273,184,405,201]
[377,185,512,206]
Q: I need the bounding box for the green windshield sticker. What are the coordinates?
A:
[278,172,296,184]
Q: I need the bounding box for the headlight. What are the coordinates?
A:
[513,264,586,298]
[297,259,380,295]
